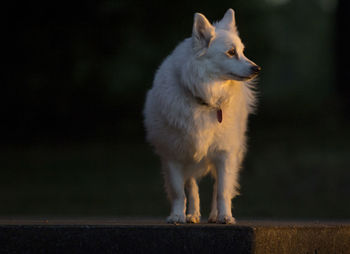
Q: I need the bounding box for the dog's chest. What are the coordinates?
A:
[189,88,247,161]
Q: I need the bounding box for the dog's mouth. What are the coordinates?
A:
[228,72,257,81]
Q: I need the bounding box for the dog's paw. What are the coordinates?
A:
[216,215,236,224]
[186,214,200,223]
[207,214,217,223]
[166,214,186,224]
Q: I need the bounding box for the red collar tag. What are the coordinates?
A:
[217,109,222,123]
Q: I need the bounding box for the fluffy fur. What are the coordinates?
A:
[144,9,260,224]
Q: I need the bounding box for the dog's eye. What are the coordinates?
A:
[226,48,235,57]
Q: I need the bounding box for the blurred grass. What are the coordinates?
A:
[0,120,349,219]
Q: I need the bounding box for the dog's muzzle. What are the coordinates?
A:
[228,64,261,81]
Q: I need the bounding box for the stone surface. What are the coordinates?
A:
[0,218,349,254]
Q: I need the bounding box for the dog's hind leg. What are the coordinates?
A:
[163,161,187,224]
[185,177,200,223]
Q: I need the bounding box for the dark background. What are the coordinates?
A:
[2,0,349,219]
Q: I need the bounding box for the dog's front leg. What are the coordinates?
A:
[185,177,200,223]
[215,152,238,224]
[164,161,186,224]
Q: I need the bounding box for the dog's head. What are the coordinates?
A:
[192,9,261,81]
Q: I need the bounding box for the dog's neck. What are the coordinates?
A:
[182,79,234,110]
[182,82,229,123]
[183,85,221,109]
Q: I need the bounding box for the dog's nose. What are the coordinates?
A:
[251,65,261,73]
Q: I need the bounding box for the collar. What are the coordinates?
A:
[183,86,223,123]
[183,86,220,109]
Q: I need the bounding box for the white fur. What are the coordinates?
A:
[144,9,259,224]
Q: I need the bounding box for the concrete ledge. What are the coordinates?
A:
[0,219,349,254]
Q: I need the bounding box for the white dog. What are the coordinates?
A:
[144,9,260,224]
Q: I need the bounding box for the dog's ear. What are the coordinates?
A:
[192,13,215,56]
[217,8,237,33]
